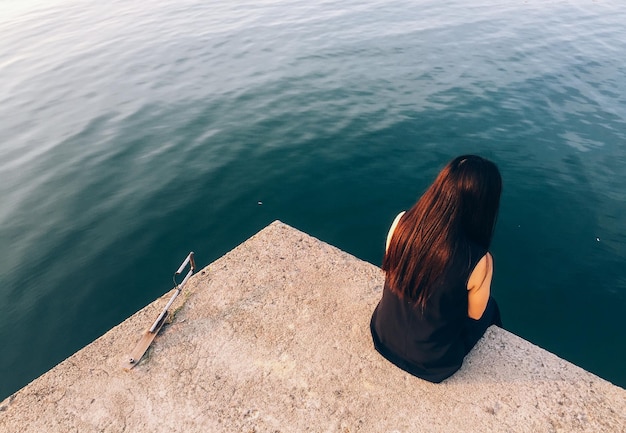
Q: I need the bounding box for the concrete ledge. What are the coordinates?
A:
[2,221,625,432]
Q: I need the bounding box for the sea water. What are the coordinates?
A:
[1,0,625,398]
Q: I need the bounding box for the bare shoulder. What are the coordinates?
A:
[385,211,406,252]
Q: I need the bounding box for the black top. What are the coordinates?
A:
[370,241,487,383]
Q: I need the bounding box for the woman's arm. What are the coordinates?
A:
[467,252,493,320]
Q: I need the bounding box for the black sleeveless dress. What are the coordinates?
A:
[370,241,489,383]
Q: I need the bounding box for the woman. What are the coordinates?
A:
[370,155,503,383]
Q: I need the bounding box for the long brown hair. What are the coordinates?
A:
[382,155,502,309]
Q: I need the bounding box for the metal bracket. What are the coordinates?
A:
[149,252,196,332]
[122,252,196,370]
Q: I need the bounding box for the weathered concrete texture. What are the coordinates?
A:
[1,221,625,433]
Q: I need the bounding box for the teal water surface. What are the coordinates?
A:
[1,0,626,398]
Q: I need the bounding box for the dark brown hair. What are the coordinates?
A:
[382,155,502,309]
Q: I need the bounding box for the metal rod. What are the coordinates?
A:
[149,252,195,333]
[176,254,191,275]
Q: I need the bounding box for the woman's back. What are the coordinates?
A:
[371,236,487,383]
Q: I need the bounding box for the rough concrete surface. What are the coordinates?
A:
[1,221,625,433]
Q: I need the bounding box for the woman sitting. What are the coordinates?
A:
[370,155,503,383]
